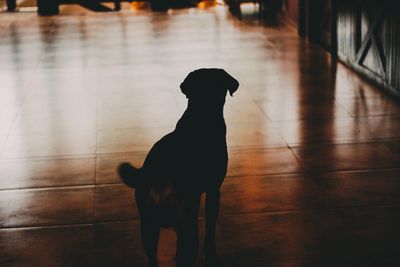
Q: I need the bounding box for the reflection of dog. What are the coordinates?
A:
[118,68,239,267]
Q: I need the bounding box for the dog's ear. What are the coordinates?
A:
[180,69,239,98]
[220,69,239,97]
[180,71,197,98]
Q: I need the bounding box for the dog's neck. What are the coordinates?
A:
[175,101,226,133]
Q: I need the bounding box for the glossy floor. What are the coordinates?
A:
[1,2,400,267]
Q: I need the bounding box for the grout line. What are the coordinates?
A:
[1,137,398,163]
[216,203,400,218]
[0,98,24,161]
[0,153,97,162]
[287,139,399,149]
[2,202,400,231]
[0,222,95,232]
[0,134,8,160]
[2,165,400,192]
[93,70,100,225]
[0,184,95,193]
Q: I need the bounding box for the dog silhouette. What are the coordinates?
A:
[118,68,239,267]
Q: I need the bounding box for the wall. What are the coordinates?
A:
[336,0,400,97]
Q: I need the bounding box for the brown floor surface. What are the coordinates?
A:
[1,2,400,267]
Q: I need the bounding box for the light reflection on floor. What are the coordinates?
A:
[0,2,400,267]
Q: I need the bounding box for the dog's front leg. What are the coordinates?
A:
[140,216,160,267]
[204,190,221,267]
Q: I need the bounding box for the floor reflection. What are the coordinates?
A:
[0,2,400,267]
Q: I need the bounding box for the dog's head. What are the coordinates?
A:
[180,68,239,103]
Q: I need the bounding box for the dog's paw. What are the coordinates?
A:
[117,162,139,188]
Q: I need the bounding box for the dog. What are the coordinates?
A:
[118,68,239,267]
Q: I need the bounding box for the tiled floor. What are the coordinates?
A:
[1,2,400,267]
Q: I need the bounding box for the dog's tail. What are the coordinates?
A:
[117,162,141,188]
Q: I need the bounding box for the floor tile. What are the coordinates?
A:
[336,97,400,118]
[97,104,181,130]
[257,99,351,122]
[94,221,147,267]
[11,112,97,135]
[0,110,18,135]
[95,184,138,222]
[291,142,400,172]
[224,100,269,124]
[97,127,172,154]
[0,186,94,228]
[383,139,400,156]
[0,69,34,90]
[227,147,304,176]
[337,206,400,267]
[273,118,376,145]
[0,225,93,267]
[216,211,373,267]
[29,69,99,97]
[312,169,400,208]
[0,135,7,155]
[0,157,95,190]
[360,117,400,140]
[227,121,287,148]
[2,130,96,159]
[96,152,147,184]
[333,64,388,100]
[220,174,322,214]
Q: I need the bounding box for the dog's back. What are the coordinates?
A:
[147,111,228,187]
